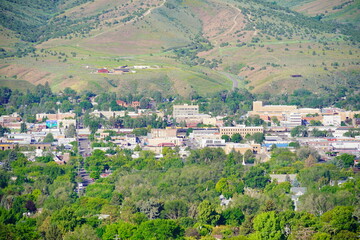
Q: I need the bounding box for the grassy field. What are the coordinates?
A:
[0,78,35,91]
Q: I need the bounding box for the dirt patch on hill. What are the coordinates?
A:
[192,1,246,43]
[294,0,351,16]
[0,65,55,85]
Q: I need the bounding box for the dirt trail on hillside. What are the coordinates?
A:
[90,0,167,39]
[212,2,242,44]
[222,5,242,38]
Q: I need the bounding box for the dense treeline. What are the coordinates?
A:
[0,72,359,124]
[0,144,358,239]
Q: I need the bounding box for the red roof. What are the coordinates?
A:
[116,100,128,107]
[98,69,109,73]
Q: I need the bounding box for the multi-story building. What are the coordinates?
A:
[281,113,302,127]
[173,104,199,119]
[219,125,264,137]
[36,112,76,122]
[323,115,341,126]
[249,101,320,121]
[249,101,297,120]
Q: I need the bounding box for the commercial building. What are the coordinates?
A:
[219,125,264,137]
[249,101,320,121]
[281,113,302,127]
[249,101,297,120]
[173,104,199,119]
[36,112,76,122]
[322,115,341,126]
[224,143,259,154]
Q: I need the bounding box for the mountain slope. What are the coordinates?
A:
[267,0,360,26]
[0,0,359,96]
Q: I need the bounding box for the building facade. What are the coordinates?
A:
[173,104,199,119]
[219,125,264,137]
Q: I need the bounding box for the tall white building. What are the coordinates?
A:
[173,104,199,119]
[323,115,341,126]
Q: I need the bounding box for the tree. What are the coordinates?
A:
[215,177,244,198]
[221,135,230,142]
[43,133,55,143]
[25,200,37,213]
[44,224,62,240]
[320,206,358,233]
[289,142,300,148]
[102,221,136,240]
[297,147,320,161]
[20,122,27,133]
[139,97,150,109]
[252,132,265,144]
[271,116,280,126]
[332,230,358,240]
[311,232,331,240]
[65,124,76,138]
[298,193,334,216]
[79,100,93,110]
[231,133,242,143]
[0,125,10,137]
[51,207,81,233]
[244,149,255,164]
[163,200,188,219]
[291,126,308,137]
[243,166,270,189]
[305,154,317,167]
[221,208,245,226]
[132,219,184,240]
[134,144,142,151]
[335,154,355,168]
[197,200,220,225]
[63,225,100,240]
[253,211,284,240]
[0,87,12,104]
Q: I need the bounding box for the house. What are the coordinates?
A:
[116,100,128,107]
[131,101,140,108]
[97,68,109,73]
[270,174,297,183]
[290,187,307,211]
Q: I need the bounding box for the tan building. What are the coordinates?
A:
[146,137,183,146]
[36,112,75,122]
[249,101,320,120]
[224,143,261,154]
[250,101,296,119]
[339,111,360,122]
[219,125,264,137]
[173,104,199,119]
[0,143,17,151]
[151,128,177,138]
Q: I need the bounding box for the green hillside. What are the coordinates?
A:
[0,0,359,96]
[267,0,360,26]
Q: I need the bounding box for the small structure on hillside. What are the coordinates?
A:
[97,68,110,73]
